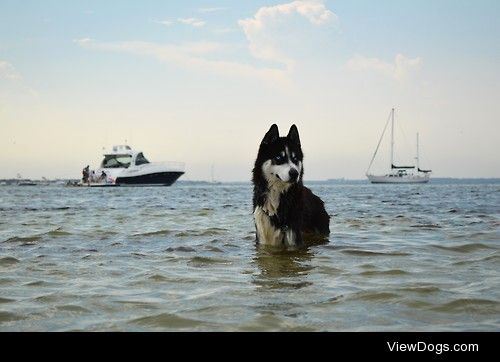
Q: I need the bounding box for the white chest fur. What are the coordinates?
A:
[254,206,296,247]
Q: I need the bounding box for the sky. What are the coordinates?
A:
[0,0,499,181]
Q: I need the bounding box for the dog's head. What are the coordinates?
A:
[254,124,304,185]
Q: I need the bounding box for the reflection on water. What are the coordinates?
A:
[253,246,315,290]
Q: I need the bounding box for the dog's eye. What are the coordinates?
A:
[274,155,283,162]
[291,156,298,163]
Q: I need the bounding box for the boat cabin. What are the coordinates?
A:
[100,145,150,169]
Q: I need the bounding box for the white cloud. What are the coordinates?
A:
[347,54,422,80]
[0,60,20,80]
[238,0,337,66]
[73,37,93,45]
[74,2,338,87]
[212,28,238,35]
[76,39,288,85]
[178,17,206,27]
[197,7,228,13]
[0,60,39,97]
[176,41,226,55]
[154,20,173,27]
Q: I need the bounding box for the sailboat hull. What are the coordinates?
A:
[367,174,430,184]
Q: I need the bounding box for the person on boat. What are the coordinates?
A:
[82,165,90,184]
[98,171,107,183]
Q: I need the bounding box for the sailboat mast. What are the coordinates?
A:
[390,108,395,168]
[416,132,420,170]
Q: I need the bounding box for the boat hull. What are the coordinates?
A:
[115,171,184,186]
[367,174,430,184]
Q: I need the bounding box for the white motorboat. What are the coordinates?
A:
[84,145,184,186]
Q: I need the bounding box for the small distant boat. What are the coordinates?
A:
[17,181,37,186]
[82,145,185,187]
[16,173,37,186]
[366,108,432,184]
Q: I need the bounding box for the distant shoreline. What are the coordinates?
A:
[1,177,499,186]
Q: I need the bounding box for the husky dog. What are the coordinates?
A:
[252,124,330,247]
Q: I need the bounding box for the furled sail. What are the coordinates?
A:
[391,164,415,169]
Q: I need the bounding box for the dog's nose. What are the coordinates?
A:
[289,168,299,182]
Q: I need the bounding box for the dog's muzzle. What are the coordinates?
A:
[288,168,299,182]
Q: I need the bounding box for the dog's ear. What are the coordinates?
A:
[287,124,301,146]
[261,124,279,145]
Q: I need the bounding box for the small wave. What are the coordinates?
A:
[135,229,172,237]
[397,285,440,294]
[131,313,206,328]
[0,277,15,285]
[195,210,213,216]
[3,227,73,243]
[0,311,26,322]
[188,256,231,267]
[223,243,240,248]
[175,228,228,237]
[452,253,500,265]
[325,295,344,303]
[316,265,343,274]
[94,230,119,236]
[165,246,196,253]
[431,243,496,253]
[431,298,500,314]
[55,305,91,313]
[24,280,52,287]
[0,206,73,212]
[482,253,500,262]
[148,274,169,282]
[0,297,16,304]
[360,269,409,276]
[410,224,442,229]
[351,291,400,301]
[115,300,159,310]
[200,227,228,236]
[0,256,20,266]
[467,232,499,241]
[254,279,313,290]
[340,249,410,257]
[3,235,41,243]
[46,228,72,237]
[33,294,59,303]
[204,246,224,253]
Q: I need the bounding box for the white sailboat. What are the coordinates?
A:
[366,108,432,184]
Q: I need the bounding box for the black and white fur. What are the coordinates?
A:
[252,124,330,247]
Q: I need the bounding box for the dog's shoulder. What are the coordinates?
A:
[299,185,330,235]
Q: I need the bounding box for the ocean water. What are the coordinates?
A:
[0,181,499,331]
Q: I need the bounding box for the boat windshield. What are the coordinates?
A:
[135,152,150,166]
[101,155,132,168]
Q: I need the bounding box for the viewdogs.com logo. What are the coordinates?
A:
[387,341,479,354]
